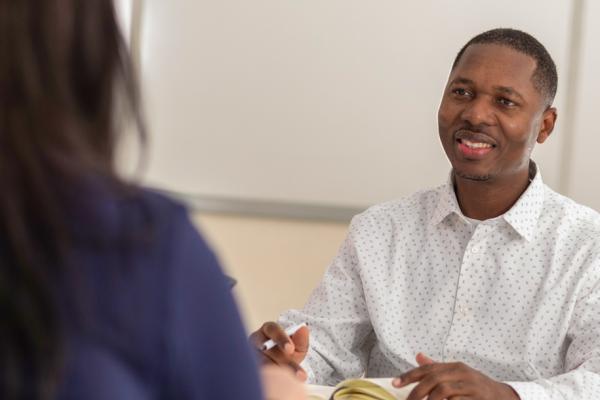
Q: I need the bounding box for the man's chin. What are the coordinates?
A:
[454,169,492,182]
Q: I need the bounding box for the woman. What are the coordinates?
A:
[0,1,301,399]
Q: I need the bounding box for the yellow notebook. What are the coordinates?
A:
[306,378,416,400]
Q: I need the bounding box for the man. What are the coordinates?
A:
[251,29,600,399]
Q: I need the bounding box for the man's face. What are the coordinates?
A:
[438,43,554,182]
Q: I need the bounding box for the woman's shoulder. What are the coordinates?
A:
[68,182,194,245]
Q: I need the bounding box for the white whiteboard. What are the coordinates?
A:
[137,0,573,208]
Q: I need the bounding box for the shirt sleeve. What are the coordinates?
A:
[162,207,264,400]
[507,262,600,399]
[280,216,374,385]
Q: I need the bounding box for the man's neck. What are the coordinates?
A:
[453,168,532,221]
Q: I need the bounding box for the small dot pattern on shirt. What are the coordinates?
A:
[280,165,600,398]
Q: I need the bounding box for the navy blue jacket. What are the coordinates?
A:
[53,187,263,399]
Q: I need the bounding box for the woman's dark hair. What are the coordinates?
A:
[0,0,143,397]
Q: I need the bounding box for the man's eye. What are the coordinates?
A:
[452,88,470,96]
[497,97,516,107]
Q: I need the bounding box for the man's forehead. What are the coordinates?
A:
[455,43,536,74]
[450,43,538,91]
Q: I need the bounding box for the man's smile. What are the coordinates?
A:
[454,129,497,159]
[457,139,495,158]
[459,138,493,149]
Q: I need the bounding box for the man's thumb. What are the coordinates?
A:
[291,326,309,353]
[416,352,436,366]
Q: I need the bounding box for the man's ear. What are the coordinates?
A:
[537,107,557,144]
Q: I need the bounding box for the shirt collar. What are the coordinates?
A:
[430,162,545,241]
[430,173,463,226]
[502,162,544,242]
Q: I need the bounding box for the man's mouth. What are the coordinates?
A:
[456,138,496,158]
[457,138,494,149]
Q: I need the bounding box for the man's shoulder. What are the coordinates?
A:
[352,184,445,226]
[543,185,600,240]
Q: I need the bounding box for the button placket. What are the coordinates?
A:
[457,303,469,318]
[443,222,489,360]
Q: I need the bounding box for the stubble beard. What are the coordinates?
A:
[453,168,492,182]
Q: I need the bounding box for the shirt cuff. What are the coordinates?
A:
[301,359,316,384]
[506,381,549,399]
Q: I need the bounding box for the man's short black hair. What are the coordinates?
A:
[452,28,558,107]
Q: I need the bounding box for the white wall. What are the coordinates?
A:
[137,0,574,208]
[565,0,600,211]
[117,1,600,330]
[194,213,348,330]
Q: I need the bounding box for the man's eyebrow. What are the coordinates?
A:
[450,77,526,102]
[494,85,525,102]
[449,77,474,86]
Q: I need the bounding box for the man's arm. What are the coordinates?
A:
[506,270,600,399]
[395,354,520,400]
[395,264,600,400]
[279,215,375,385]
[250,214,376,385]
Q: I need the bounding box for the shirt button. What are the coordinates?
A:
[526,364,538,377]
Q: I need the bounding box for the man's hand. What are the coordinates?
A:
[261,365,306,400]
[249,322,310,381]
[392,353,520,400]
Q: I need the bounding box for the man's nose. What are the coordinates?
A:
[460,96,495,126]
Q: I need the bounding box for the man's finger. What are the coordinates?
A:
[261,345,298,365]
[420,380,469,400]
[259,347,307,379]
[257,349,278,365]
[405,371,456,400]
[261,321,294,353]
[393,363,439,387]
[394,361,465,388]
[289,325,310,354]
[249,330,269,349]
[261,350,307,381]
[278,357,306,380]
[416,352,436,366]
